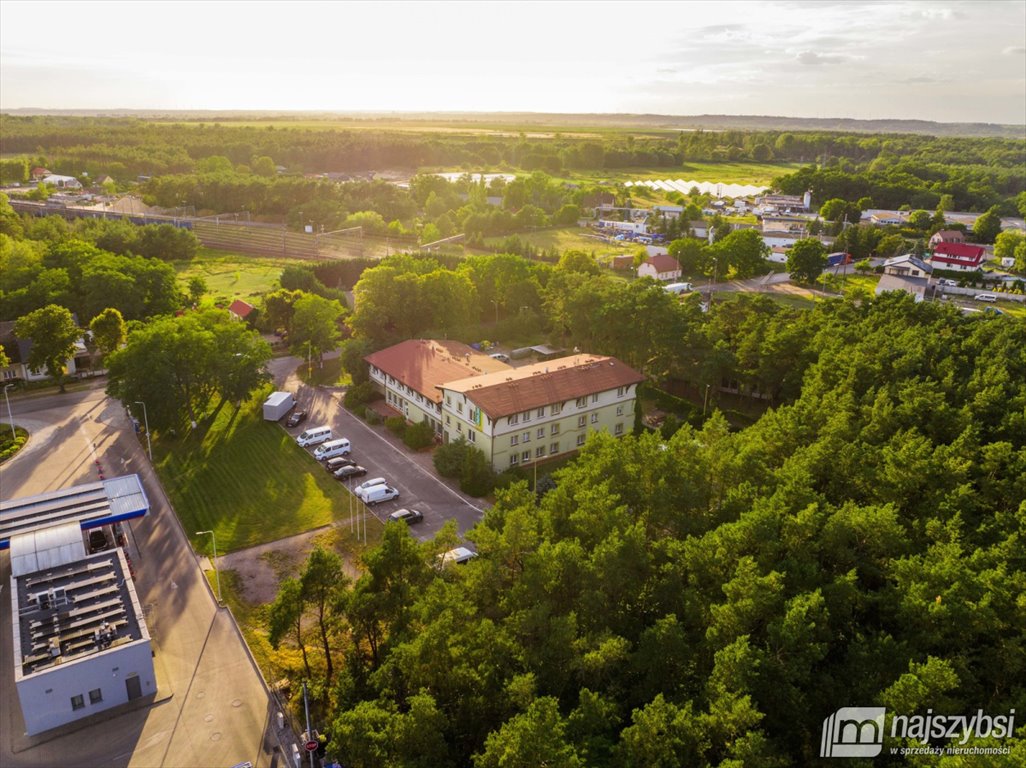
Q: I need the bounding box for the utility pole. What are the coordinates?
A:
[3,385,15,442]
[134,401,152,461]
[302,681,315,768]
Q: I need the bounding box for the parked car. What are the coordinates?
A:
[388,508,423,525]
[334,464,368,480]
[286,409,308,428]
[325,456,356,472]
[489,352,511,363]
[440,546,477,565]
[88,529,111,554]
[939,279,958,287]
[357,485,400,505]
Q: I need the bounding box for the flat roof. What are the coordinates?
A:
[0,475,149,550]
[13,548,147,678]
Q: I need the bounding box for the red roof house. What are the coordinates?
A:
[929,242,986,272]
[637,254,682,281]
[228,299,255,320]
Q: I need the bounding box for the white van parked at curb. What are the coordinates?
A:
[313,438,351,461]
[356,485,399,505]
[296,426,332,447]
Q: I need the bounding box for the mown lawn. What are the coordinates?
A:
[481,227,644,260]
[175,248,292,306]
[154,391,353,553]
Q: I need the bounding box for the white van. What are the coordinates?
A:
[357,485,399,505]
[974,293,997,303]
[356,477,386,492]
[664,282,694,295]
[441,546,477,565]
[296,426,332,447]
[313,438,351,460]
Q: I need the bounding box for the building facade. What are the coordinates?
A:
[439,355,645,472]
[365,339,511,434]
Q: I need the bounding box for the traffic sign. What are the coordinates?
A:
[305,740,318,753]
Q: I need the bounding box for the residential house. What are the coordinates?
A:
[875,274,929,303]
[439,354,645,472]
[228,299,255,321]
[883,255,933,278]
[29,167,50,182]
[637,254,681,281]
[756,192,812,212]
[929,242,986,272]
[928,230,966,247]
[365,340,511,435]
[0,321,88,383]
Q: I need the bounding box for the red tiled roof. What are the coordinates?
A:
[933,242,985,259]
[442,354,645,420]
[229,299,255,318]
[365,339,511,404]
[644,254,681,272]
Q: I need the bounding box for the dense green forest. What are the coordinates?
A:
[277,291,1026,766]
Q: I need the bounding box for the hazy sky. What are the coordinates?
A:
[2,0,1024,124]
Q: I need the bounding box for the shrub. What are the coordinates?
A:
[344,381,378,410]
[434,439,471,478]
[494,466,526,491]
[403,420,435,450]
[460,448,496,497]
[385,416,407,436]
[363,409,381,426]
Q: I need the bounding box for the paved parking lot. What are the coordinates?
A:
[276,364,487,545]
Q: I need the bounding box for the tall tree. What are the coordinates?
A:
[268,578,312,680]
[14,304,79,392]
[786,238,828,284]
[291,293,345,363]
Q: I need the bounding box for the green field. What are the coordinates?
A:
[481,227,645,261]
[559,161,803,187]
[154,390,371,553]
[175,248,290,306]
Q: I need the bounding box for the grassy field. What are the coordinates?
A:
[175,248,290,306]
[154,390,360,553]
[480,226,645,261]
[559,161,803,187]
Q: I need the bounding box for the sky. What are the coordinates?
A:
[1,0,1024,124]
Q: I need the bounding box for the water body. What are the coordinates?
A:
[624,179,768,198]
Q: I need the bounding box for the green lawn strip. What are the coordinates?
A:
[175,249,292,305]
[483,227,644,260]
[295,356,351,387]
[154,393,353,553]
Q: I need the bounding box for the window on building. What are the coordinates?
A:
[445,415,451,425]
[89,688,103,705]
[615,423,624,435]
[523,410,531,422]
[510,435,519,446]
[551,403,563,415]
[551,423,560,435]
[71,694,85,711]
[550,442,559,455]
[458,402,463,414]
[510,454,519,466]
[537,407,546,418]
[468,430,476,443]
[617,386,626,397]
[523,431,530,442]
[537,428,545,439]
[457,423,463,433]
[536,446,546,458]
[576,434,586,446]
[575,397,587,408]
[616,405,624,416]
[446,395,451,405]
[592,393,599,403]
[522,451,531,463]
[577,415,586,428]
[509,414,519,425]
[591,412,598,423]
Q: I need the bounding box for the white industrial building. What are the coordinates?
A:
[2,476,154,736]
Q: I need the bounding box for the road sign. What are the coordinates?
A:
[305,741,318,753]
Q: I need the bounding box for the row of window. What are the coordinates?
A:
[71,688,104,710]
[508,423,625,466]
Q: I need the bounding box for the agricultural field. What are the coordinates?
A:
[480,226,646,261]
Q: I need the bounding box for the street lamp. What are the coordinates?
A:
[195,530,222,604]
[3,384,16,442]
[134,401,152,461]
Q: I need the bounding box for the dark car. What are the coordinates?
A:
[88,529,111,553]
[387,508,424,525]
[286,409,308,428]
[325,456,356,472]
[334,464,368,480]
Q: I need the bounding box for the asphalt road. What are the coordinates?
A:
[0,384,279,768]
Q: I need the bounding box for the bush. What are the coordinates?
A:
[434,439,471,478]
[460,448,496,497]
[385,416,407,436]
[344,381,378,410]
[363,409,381,426]
[494,466,527,491]
[403,420,435,450]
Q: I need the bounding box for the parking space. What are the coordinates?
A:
[283,389,485,542]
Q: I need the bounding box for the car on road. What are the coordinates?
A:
[325,456,356,472]
[388,508,424,525]
[939,278,959,287]
[489,352,511,363]
[334,464,368,480]
[286,409,308,428]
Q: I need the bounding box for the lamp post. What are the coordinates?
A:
[3,384,16,442]
[134,401,152,461]
[195,530,222,604]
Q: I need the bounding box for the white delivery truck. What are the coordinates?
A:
[263,391,296,421]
